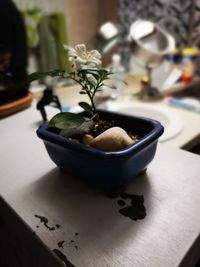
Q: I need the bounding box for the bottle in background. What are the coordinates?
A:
[181,47,199,84]
[110,53,125,100]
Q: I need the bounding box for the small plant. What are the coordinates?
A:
[28,44,114,132]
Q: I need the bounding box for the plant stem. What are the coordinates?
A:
[85,84,96,114]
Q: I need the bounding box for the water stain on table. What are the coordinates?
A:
[107,192,120,199]
[108,192,146,221]
[70,232,80,249]
[117,199,126,206]
[119,194,146,220]
[53,249,76,267]
[34,215,56,231]
[57,240,65,249]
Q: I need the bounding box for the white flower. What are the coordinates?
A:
[65,44,102,70]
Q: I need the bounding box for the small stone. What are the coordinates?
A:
[90,127,134,151]
[82,134,94,145]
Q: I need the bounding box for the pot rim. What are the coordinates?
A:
[37,109,164,159]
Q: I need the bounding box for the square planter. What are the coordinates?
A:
[36,109,164,192]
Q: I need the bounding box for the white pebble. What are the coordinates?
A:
[90,127,134,151]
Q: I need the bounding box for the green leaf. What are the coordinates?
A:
[46,69,66,77]
[28,72,47,82]
[97,68,111,77]
[78,102,94,115]
[78,68,111,78]
[28,69,66,83]
[88,72,100,81]
[48,112,85,130]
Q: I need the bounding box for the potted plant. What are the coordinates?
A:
[29,44,164,192]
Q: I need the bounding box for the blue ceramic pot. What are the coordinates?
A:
[37,109,164,192]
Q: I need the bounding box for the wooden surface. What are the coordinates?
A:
[0,92,32,118]
[0,104,200,267]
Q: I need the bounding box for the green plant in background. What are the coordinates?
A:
[23,6,42,48]
[28,44,114,132]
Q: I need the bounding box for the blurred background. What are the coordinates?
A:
[13,0,118,73]
[11,0,200,71]
[1,0,200,153]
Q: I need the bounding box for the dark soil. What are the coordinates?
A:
[90,119,139,141]
[91,119,116,137]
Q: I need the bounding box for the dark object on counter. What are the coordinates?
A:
[0,92,32,118]
[0,0,28,105]
[37,87,62,121]
[138,75,163,101]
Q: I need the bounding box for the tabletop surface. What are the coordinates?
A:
[0,104,200,267]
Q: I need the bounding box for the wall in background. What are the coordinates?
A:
[11,0,118,73]
[14,0,117,49]
[67,0,99,47]
[67,0,118,47]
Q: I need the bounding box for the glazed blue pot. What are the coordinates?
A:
[37,109,164,192]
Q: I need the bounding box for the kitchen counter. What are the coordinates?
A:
[0,104,200,266]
